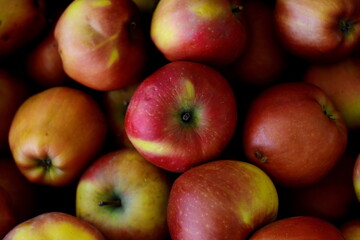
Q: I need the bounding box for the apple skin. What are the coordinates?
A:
[3,212,106,240]
[54,0,147,91]
[150,0,248,66]
[167,160,278,240]
[0,69,29,155]
[0,187,16,239]
[248,216,345,240]
[125,61,238,172]
[274,0,360,63]
[340,219,360,240]
[76,148,171,240]
[0,0,47,58]
[242,82,348,188]
[8,86,108,186]
[304,57,360,129]
[353,154,360,201]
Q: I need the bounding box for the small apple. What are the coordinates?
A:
[0,187,16,239]
[54,0,147,91]
[248,216,345,240]
[242,82,348,188]
[3,212,106,240]
[167,160,278,240]
[125,61,238,172]
[340,219,360,240]
[76,148,171,240]
[0,0,47,58]
[304,57,360,129]
[150,0,248,66]
[274,0,360,62]
[8,86,108,186]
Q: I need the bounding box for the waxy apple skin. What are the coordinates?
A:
[125,61,238,172]
[55,0,146,91]
[151,0,247,66]
[8,86,108,186]
[167,160,278,240]
[76,149,171,240]
[3,212,106,240]
[243,82,347,188]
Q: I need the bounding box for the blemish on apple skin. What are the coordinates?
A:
[254,150,268,163]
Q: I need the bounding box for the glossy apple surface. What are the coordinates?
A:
[8,86,107,186]
[151,0,247,66]
[76,149,171,240]
[125,61,238,172]
[3,212,106,240]
[243,82,347,188]
[167,160,278,240]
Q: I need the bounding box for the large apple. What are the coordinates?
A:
[150,0,248,66]
[3,212,106,240]
[76,149,171,240]
[248,216,345,240]
[304,57,360,129]
[125,61,238,172]
[274,0,360,62]
[242,82,348,188]
[340,219,360,240]
[167,160,278,240]
[8,86,108,186]
[0,0,47,58]
[54,0,147,91]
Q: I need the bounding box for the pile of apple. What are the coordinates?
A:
[2,0,360,239]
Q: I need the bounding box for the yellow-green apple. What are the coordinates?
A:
[103,84,138,149]
[304,57,360,129]
[167,160,278,240]
[248,216,345,240]
[125,61,238,172]
[3,211,106,240]
[242,82,348,188]
[229,0,287,87]
[8,86,108,186]
[150,0,248,66]
[0,69,29,155]
[54,0,147,91]
[353,154,360,201]
[274,0,360,63]
[76,149,171,240]
[340,219,360,240]
[0,0,47,58]
[0,187,16,239]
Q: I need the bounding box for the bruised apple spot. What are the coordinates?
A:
[108,48,119,67]
[190,1,223,19]
[91,0,111,7]
[129,136,171,156]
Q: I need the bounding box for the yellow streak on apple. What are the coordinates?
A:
[129,137,172,156]
[12,222,98,240]
[108,48,119,67]
[183,79,195,102]
[190,1,223,19]
[151,16,176,48]
[91,0,112,7]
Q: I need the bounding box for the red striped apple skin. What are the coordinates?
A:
[125,61,238,172]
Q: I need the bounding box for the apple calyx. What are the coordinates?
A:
[255,150,268,163]
[98,200,122,207]
[322,105,336,121]
[339,19,355,35]
[37,157,53,170]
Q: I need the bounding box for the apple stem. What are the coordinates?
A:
[181,112,192,123]
[98,200,122,207]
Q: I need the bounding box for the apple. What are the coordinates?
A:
[0,69,29,155]
[76,148,171,240]
[0,187,16,239]
[340,219,360,240]
[0,0,47,58]
[3,212,106,240]
[242,82,348,188]
[304,57,360,129]
[8,86,108,186]
[125,61,238,172]
[103,83,138,149]
[248,216,345,240]
[150,0,248,66]
[353,153,360,201]
[274,0,360,63]
[54,0,147,91]
[229,0,288,87]
[167,160,278,240]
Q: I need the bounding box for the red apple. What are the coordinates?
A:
[242,82,348,188]
[76,149,171,240]
[8,86,108,186]
[54,0,147,91]
[304,57,360,129]
[167,160,279,240]
[248,216,345,240]
[340,219,360,240]
[0,187,16,239]
[125,61,238,172]
[150,0,248,66]
[274,0,360,63]
[3,212,106,240]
